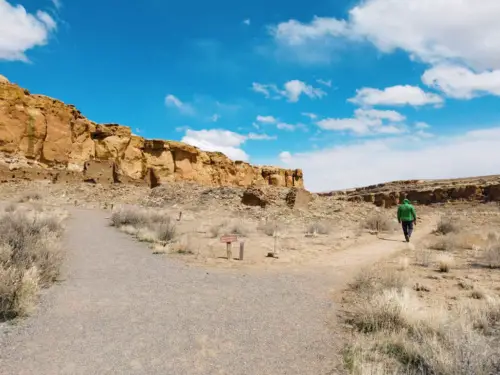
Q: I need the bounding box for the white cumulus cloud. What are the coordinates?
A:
[0,0,58,61]
[269,0,500,100]
[284,80,326,102]
[279,127,500,192]
[181,129,276,161]
[422,65,500,99]
[317,108,406,135]
[350,85,443,107]
[270,0,500,71]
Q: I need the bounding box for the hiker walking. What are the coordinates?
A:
[397,198,417,242]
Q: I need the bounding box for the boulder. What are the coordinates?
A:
[285,188,312,209]
[241,187,271,207]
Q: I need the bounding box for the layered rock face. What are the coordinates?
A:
[0,80,303,188]
[323,176,500,207]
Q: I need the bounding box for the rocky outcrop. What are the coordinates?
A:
[285,188,312,209]
[335,177,500,207]
[0,81,303,188]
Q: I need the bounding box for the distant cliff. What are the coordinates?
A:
[0,79,303,188]
[321,177,500,207]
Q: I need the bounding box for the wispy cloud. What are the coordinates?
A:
[256,115,277,124]
[252,80,326,102]
[51,0,62,10]
[301,112,318,120]
[165,94,195,115]
[316,79,332,87]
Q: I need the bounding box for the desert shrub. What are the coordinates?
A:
[17,191,42,203]
[483,241,500,269]
[349,270,407,295]
[415,248,433,267]
[306,221,331,235]
[0,205,64,320]
[398,257,410,271]
[437,254,454,272]
[171,236,197,255]
[487,231,499,242]
[111,206,175,243]
[363,212,396,232]
[209,223,224,238]
[154,220,177,242]
[349,271,376,293]
[258,221,281,237]
[349,288,419,333]
[343,272,500,375]
[470,290,486,300]
[435,218,460,235]
[110,207,148,227]
[228,220,250,237]
[429,235,457,251]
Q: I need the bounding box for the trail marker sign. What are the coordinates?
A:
[220,235,238,260]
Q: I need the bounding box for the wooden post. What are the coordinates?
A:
[239,242,244,261]
[226,242,232,260]
[178,211,183,221]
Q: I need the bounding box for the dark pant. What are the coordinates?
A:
[402,221,414,239]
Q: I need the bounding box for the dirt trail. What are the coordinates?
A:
[0,208,433,375]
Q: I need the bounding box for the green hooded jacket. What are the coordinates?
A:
[397,199,417,222]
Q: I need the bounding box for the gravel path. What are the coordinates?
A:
[0,208,427,375]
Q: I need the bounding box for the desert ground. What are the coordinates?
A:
[0,179,499,374]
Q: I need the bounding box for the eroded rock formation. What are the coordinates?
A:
[0,80,303,188]
[323,176,500,207]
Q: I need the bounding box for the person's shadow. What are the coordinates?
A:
[378,236,407,243]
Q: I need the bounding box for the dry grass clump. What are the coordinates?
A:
[17,191,42,203]
[343,271,500,375]
[257,221,282,237]
[349,269,407,296]
[209,223,225,238]
[209,219,250,238]
[436,253,454,273]
[172,236,198,255]
[111,206,176,243]
[435,218,460,235]
[429,235,457,251]
[414,248,433,267]
[363,212,396,232]
[482,241,500,269]
[306,221,331,235]
[228,220,250,237]
[0,204,64,320]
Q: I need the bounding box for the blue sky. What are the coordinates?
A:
[2,0,500,191]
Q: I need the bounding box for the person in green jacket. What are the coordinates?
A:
[397,198,417,242]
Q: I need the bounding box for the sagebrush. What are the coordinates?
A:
[363,213,396,232]
[343,271,500,375]
[111,206,176,243]
[0,204,64,320]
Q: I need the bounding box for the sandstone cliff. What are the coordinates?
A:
[322,176,500,207]
[0,79,303,188]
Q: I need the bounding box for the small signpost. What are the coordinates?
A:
[220,234,238,260]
